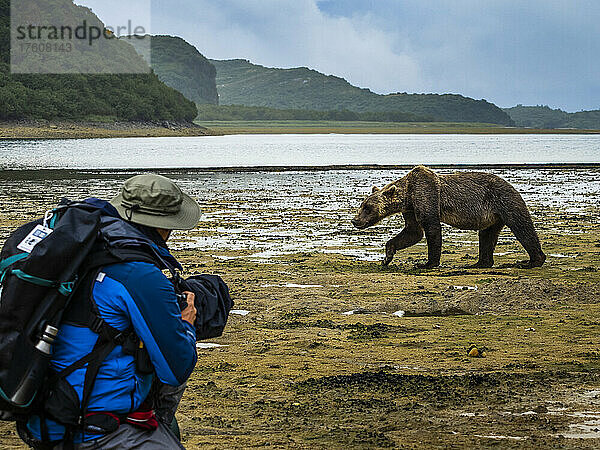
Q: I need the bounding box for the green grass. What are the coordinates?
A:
[195,120,600,135]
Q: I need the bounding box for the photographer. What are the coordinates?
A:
[23,174,201,449]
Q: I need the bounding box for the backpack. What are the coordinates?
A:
[0,200,102,420]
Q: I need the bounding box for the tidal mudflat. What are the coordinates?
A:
[1,168,599,448]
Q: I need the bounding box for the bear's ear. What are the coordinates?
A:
[383,185,397,196]
[371,186,380,193]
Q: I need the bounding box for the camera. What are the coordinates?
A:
[175,293,188,311]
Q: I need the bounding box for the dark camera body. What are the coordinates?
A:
[175,293,188,311]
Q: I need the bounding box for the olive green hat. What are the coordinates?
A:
[110,174,201,230]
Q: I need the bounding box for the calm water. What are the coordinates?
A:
[0,134,599,169]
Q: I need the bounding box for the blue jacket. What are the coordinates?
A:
[27,200,197,442]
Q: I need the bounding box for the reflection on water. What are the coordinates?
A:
[0,134,599,169]
[1,168,599,262]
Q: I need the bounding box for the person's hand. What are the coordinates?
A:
[181,291,196,325]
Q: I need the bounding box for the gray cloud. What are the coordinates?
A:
[141,0,600,111]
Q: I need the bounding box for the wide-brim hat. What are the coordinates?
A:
[110,174,201,230]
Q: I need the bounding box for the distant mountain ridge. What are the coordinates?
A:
[503,105,600,130]
[210,59,514,125]
[128,35,219,105]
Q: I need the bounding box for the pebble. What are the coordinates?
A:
[468,345,486,358]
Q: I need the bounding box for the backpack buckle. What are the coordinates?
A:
[111,330,129,346]
[89,316,104,334]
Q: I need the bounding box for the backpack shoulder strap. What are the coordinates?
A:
[48,266,133,441]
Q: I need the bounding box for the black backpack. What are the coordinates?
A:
[0,201,102,419]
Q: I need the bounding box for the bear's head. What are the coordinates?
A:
[352,182,405,229]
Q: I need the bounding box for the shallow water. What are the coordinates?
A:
[1,168,599,263]
[0,133,599,169]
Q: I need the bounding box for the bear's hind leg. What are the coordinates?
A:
[505,213,545,268]
[471,222,504,268]
[418,220,442,268]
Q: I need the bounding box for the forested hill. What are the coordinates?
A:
[503,105,600,130]
[0,0,197,121]
[128,35,218,105]
[211,59,514,125]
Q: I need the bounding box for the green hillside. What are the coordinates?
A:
[0,0,197,121]
[211,59,514,125]
[567,110,600,129]
[128,35,218,105]
[196,104,432,122]
[502,105,569,128]
[504,105,600,129]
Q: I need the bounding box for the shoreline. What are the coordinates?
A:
[202,127,600,135]
[1,163,600,178]
[196,120,600,135]
[1,120,599,139]
[0,120,219,140]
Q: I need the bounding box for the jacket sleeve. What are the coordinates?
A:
[113,262,197,386]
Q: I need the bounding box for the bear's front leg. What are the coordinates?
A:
[383,239,397,266]
[382,215,424,266]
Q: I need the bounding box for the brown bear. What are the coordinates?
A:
[352,165,546,268]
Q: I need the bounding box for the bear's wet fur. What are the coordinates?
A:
[352,165,546,268]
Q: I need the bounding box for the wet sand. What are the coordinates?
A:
[1,167,599,448]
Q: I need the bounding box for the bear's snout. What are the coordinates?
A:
[352,217,368,229]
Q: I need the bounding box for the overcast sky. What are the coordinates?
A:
[79,0,599,112]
